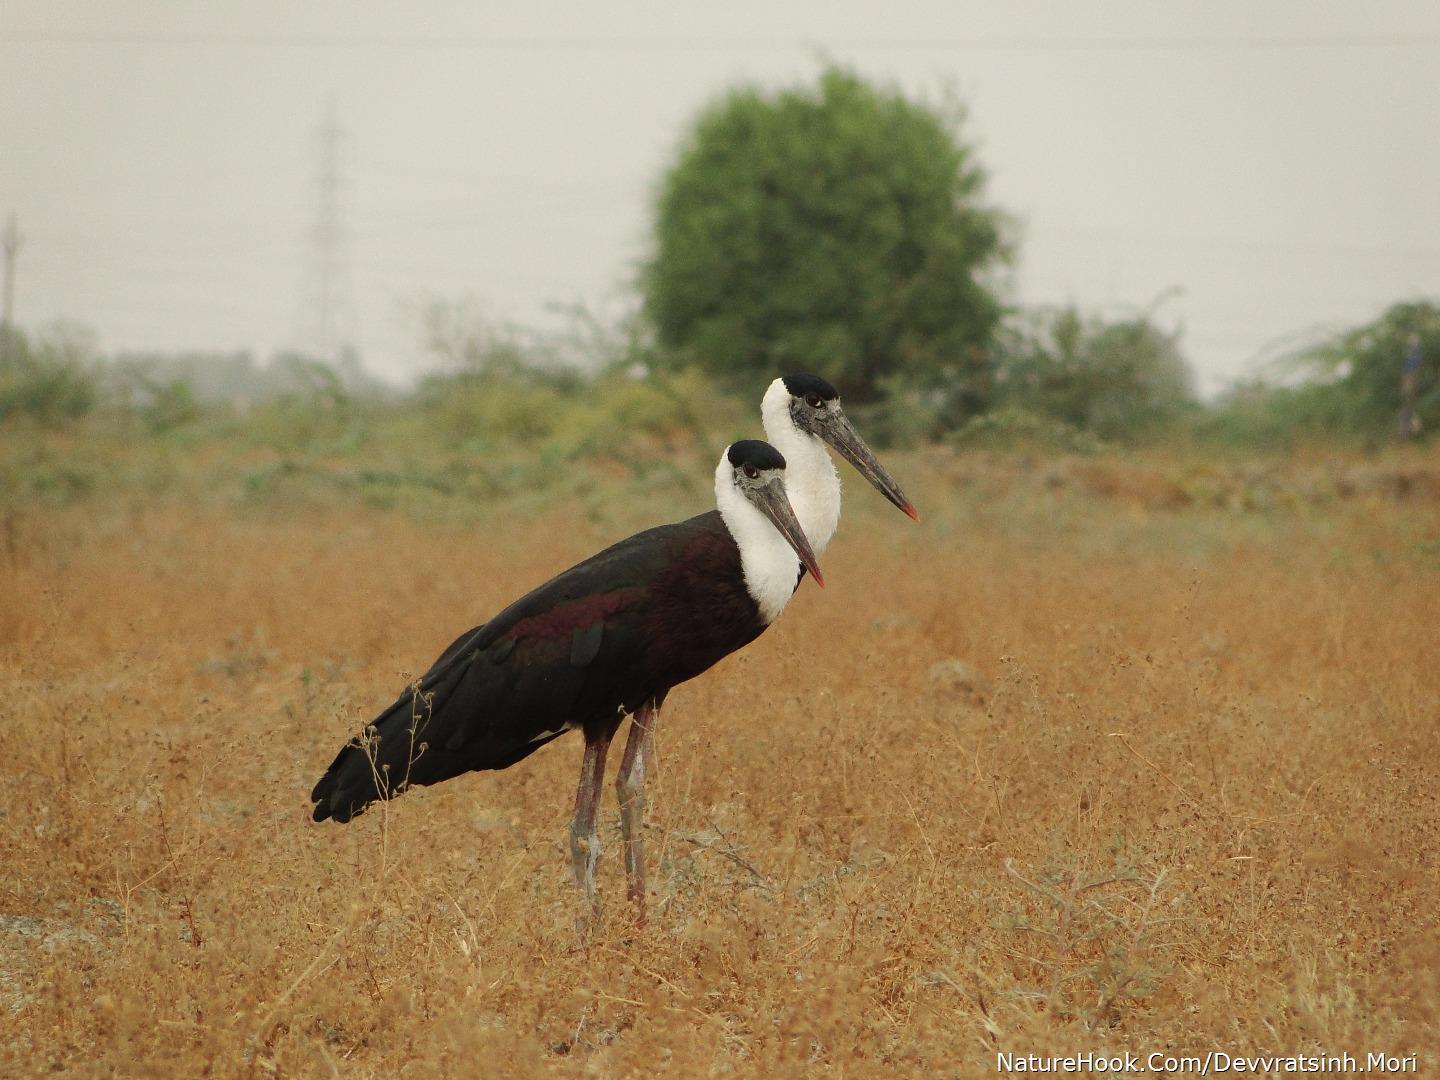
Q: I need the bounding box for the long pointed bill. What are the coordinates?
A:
[817,410,921,521]
[749,478,825,587]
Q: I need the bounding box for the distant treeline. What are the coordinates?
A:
[1,298,1435,454]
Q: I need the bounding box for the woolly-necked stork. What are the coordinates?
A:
[311,441,825,920]
[760,374,920,558]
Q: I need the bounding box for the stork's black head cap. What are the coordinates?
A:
[781,373,839,401]
[727,439,787,471]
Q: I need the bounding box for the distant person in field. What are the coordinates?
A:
[1399,332,1422,439]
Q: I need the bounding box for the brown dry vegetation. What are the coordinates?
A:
[2,439,1439,1077]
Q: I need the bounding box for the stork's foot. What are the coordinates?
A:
[568,822,603,940]
[568,824,601,906]
[616,698,658,927]
[568,728,613,945]
[619,803,648,926]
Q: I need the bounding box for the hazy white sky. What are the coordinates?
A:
[3,2,1438,395]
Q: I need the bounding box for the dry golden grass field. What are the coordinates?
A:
[3,433,1439,1077]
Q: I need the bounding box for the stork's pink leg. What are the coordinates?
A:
[569,729,612,926]
[616,698,658,922]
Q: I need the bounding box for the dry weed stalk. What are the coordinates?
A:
[1001,858,1179,1031]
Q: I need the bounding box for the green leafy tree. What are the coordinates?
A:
[992,305,1195,441]
[644,66,1006,405]
[0,320,100,423]
[1281,300,1440,440]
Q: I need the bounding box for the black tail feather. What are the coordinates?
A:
[310,683,441,823]
[309,635,574,823]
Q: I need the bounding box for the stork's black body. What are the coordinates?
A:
[310,509,767,824]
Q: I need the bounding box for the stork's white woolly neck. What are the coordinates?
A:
[714,452,801,625]
[760,379,841,556]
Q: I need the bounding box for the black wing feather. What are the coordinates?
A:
[310,512,756,823]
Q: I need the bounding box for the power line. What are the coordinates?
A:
[1026,222,1440,262]
[3,30,1439,52]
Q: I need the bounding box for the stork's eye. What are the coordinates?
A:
[805,393,824,408]
[742,464,759,480]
